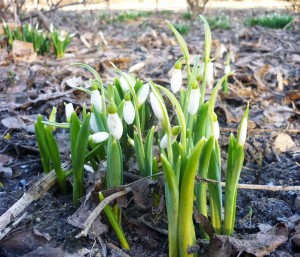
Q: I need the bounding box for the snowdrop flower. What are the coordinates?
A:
[91,85,102,113]
[89,132,109,143]
[213,120,220,140]
[137,83,149,107]
[238,117,247,146]
[150,92,164,121]
[188,82,201,115]
[49,23,54,33]
[224,64,231,74]
[107,102,123,140]
[170,61,182,93]
[123,92,135,125]
[119,75,134,92]
[160,126,181,149]
[59,36,65,42]
[65,103,74,122]
[90,112,98,132]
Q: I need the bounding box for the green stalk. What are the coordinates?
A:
[161,154,179,257]
[223,141,244,235]
[99,193,130,250]
[207,142,222,234]
[107,136,123,187]
[44,126,66,193]
[178,138,206,257]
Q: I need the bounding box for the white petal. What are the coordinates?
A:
[238,118,247,146]
[137,83,149,107]
[207,62,214,89]
[224,65,231,74]
[123,101,135,125]
[49,23,54,32]
[59,36,65,42]
[91,90,102,112]
[160,134,177,149]
[90,113,99,132]
[65,103,74,122]
[90,132,109,143]
[119,76,130,92]
[171,69,182,93]
[107,113,123,140]
[213,121,220,140]
[150,92,164,121]
[188,88,200,115]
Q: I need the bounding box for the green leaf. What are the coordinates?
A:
[166,21,190,64]
[72,113,91,206]
[145,126,155,176]
[107,136,123,187]
[99,192,130,249]
[133,133,146,176]
[178,137,206,257]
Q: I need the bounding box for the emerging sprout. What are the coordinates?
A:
[107,102,123,140]
[237,117,247,146]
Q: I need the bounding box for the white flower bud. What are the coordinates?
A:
[188,88,200,115]
[49,23,54,33]
[224,65,231,74]
[137,83,149,107]
[89,132,109,143]
[123,100,135,125]
[150,92,164,121]
[90,113,98,132]
[238,118,247,146]
[207,62,214,89]
[171,69,182,93]
[107,113,123,140]
[160,134,177,149]
[119,76,130,92]
[65,103,74,122]
[91,90,102,113]
[213,120,220,140]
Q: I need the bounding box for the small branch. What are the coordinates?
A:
[220,127,300,134]
[196,175,300,191]
[75,187,132,239]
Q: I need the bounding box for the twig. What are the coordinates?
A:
[220,127,300,134]
[0,212,27,240]
[75,187,132,239]
[196,175,300,191]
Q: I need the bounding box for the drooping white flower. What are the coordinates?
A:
[160,126,180,149]
[107,103,123,140]
[150,92,164,121]
[119,76,131,92]
[188,86,200,115]
[213,120,220,140]
[89,132,109,143]
[207,62,214,89]
[49,23,54,33]
[137,83,149,107]
[59,36,65,42]
[91,89,102,113]
[238,118,248,146]
[65,103,74,122]
[224,65,231,74]
[171,69,182,93]
[123,100,135,125]
[90,113,98,132]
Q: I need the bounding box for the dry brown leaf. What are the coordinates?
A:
[12,40,37,63]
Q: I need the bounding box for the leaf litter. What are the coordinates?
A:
[0,8,299,257]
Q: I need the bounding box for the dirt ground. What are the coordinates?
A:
[0,7,299,257]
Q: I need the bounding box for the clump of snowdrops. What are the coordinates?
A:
[2,21,74,58]
[34,16,248,256]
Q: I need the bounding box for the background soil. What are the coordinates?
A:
[0,7,299,257]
